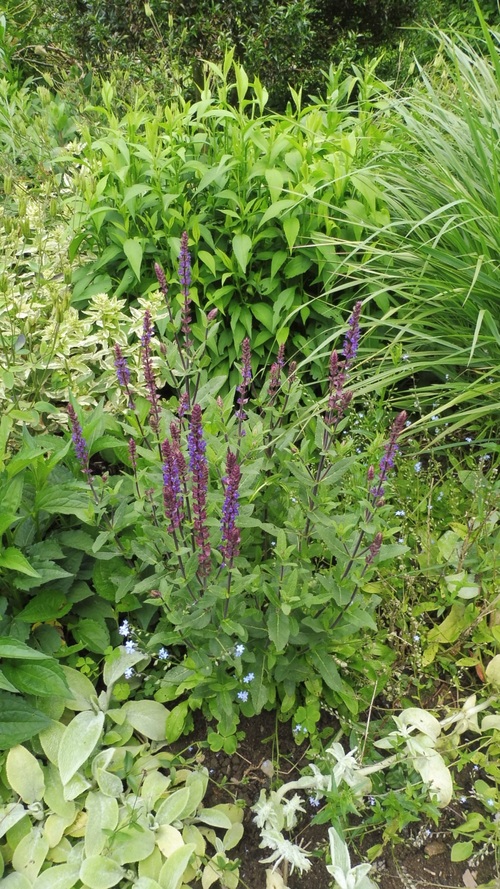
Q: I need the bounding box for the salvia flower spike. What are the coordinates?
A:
[187,404,211,578]
[220,449,241,566]
[141,310,161,438]
[179,231,192,350]
[114,344,135,409]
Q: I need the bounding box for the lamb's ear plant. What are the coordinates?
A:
[0,650,243,888]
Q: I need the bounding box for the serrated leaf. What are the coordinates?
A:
[6,745,45,803]
[17,591,72,622]
[0,692,52,749]
[58,710,105,786]
[79,855,125,889]
[0,546,40,576]
[123,238,143,280]
[232,233,252,273]
[73,618,110,654]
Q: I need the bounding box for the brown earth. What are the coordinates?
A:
[181,710,499,889]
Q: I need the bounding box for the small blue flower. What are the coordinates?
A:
[293,725,303,734]
[124,667,135,679]
[158,647,169,660]
[125,640,137,653]
[459,796,467,805]
[465,437,473,443]
[309,796,320,807]
[243,672,255,684]
[486,798,495,807]
[413,634,420,642]
[237,690,249,702]
[119,620,130,636]
[367,796,376,807]
[234,644,245,657]
[395,509,405,517]
[414,461,422,473]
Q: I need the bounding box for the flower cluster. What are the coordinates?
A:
[67,404,91,477]
[141,310,161,435]
[220,450,241,565]
[161,438,184,532]
[325,301,362,429]
[179,231,192,350]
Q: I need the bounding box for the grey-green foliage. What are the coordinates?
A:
[0,649,243,887]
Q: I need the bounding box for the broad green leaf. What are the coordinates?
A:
[0,872,33,888]
[0,547,40,577]
[232,233,252,273]
[155,824,184,857]
[2,660,70,698]
[72,618,110,654]
[17,591,72,623]
[123,238,143,280]
[267,609,290,652]
[33,861,81,889]
[0,512,18,535]
[60,666,97,711]
[79,855,125,889]
[109,826,156,864]
[58,710,105,786]
[198,250,216,275]
[34,484,91,519]
[6,745,45,803]
[12,827,49,881]
[451,841,474,862]
[157,843,195,889]
[252,302,273,331]
[259,199,296,225]
[0,692,52,749]
[121,700,169,741]
[194,808,232,829]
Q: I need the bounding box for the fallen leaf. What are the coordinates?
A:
[425,841,447,857]
[462,868,478,888]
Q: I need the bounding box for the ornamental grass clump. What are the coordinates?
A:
[65,232,408,747]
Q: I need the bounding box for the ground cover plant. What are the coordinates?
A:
[1,13,500,889]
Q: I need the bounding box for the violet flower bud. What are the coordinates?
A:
[67,403,91,476]
[365,531,383,566]
[154,262,168,297]
[114,343,135,409]
[141,311,161,435]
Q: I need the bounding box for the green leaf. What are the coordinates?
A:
[16,591,72,623]
[34,484,91,519]
[58,710,105,786]
[0,874,33,889]
[33,861,81,889]
[198,250,216,276]
[157,843,196,889]
[2,660,70,698]
[450,841,474,862]
[120,700,169,741]
[283,215,300,252]
[0,802,27,839]
[0,692,52,749]
[267,609,290,652]
[109,826,156,865]
[252,302,274,331]
[309,649,343,692]
[61,666,97,711]
[6,745,45,803]
[165,699,189,744]
[232,233,252,273]
[156,788,191,826]
[85,792,119,857]
[103,646,149,689]
[73,618,110,654]
[123,238,143,280]
[0,637,51,659]
[0,547,40,577]
[79,856,125,889]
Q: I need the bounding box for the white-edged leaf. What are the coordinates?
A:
[6,745,45,803]
[58,710,104,786]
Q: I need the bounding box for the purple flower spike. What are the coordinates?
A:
[155,262,168,297]
[188,404,211,576]
[365,531,383,566]
[220,450,241,565]
[141,311,161,435]
[114,344,135,409]
[161,438,184,531]
[373,410,407,498]
[67,403,91,477]
[128,438,137,472]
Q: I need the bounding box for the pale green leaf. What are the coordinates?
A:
[156,788,191,826]
[85,792,119,858]
[103,646,149,689]
[6,745,45,803]
[157,843,195,889]
[58,710,105,786]
[194,808,232,829]
[121,700,169,741]
[0,802,26,839]
[12,827,49,881]
[451,841,474,862]
[79,855,125,889]
[33,862,81,889]
[155,824,184,858]
[109,826,156,865]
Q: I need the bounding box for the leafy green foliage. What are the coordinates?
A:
[0,662,243,887]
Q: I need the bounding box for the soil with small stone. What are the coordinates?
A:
[180,710,499,889]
